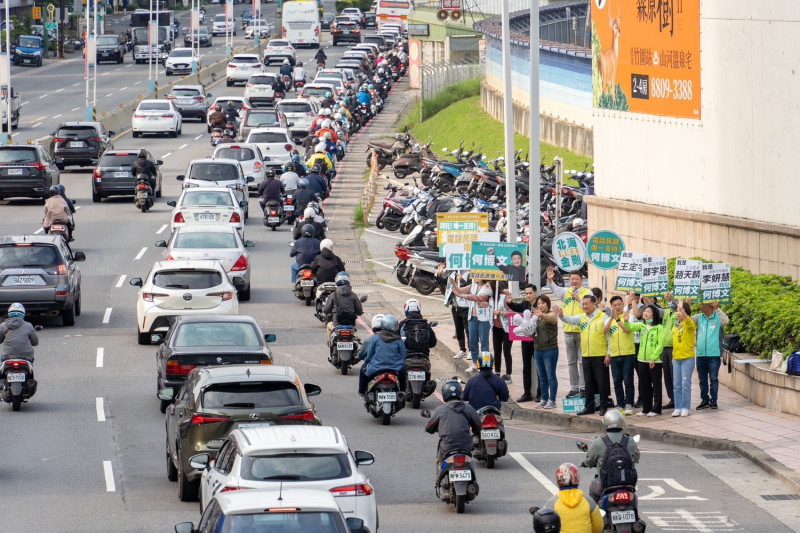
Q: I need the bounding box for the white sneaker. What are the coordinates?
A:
[466,363,475,372]
[535,401,547,409]
[671,410,681,417]
[647,411,659,417]
[544,401,556,409]
[453,351,464,359]
[624,405,634,415]
[636,412,646,417]
[681,409,690,417]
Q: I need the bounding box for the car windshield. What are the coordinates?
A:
[97,36,118,46]
[173,231,238,249]
[245,113,278,127]
[249,75,277,85]
[55,126,98,139]
[269,40,290,47]
[277,102,311,114]
[233,56,259,64]
[100,153,137,166]
[191,28,208,35]
[170,88,201,97]
[0,148,38,163]
[302,87,330,97]
[181,190,234,207]
[242,453,351,481]
[171,49,192,57]
[215,147,256,161]
[214,14,228,22]
[202,382,301,409]
[19,37,39,48]
[173,322,260,347]
[152,270,222,289]
[188,163,239,181]
[217,512,347,532]
[0,244,60,269]
[248,132,287,144]
[138,102,171,111]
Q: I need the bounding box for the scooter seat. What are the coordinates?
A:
[368,139,396,149]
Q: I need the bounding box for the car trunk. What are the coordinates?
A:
[53,126,101,156]
[151,269,228,310]
[168,248,240,272]
[0,267,57,302]
[98,154,136,188]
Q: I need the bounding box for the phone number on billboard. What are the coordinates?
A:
[651,78,693,101]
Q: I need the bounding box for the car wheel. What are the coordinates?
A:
[226,80,232,87]
[160,398,171,414]
[178,451,200,502]
[170,130,178,138]
[62,304,75,326]
[199,113,206,123]
[166,438,178,481]
[92,190,102,203]
[132,131,139,138]
[156,182,162,198]
[239,284,251,301]
[177,124,182,135]
[75,293,82,317]
[138,331,151,345]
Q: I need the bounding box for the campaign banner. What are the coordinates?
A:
[469,241,528,282]
[552,232,587,272]
[507,312,533,342]
[436,213,489,254]
[615,251,645,292]
[700,263,732,304]
[673,259,701,299]
[640,256,668,297]
[443,243,470,272]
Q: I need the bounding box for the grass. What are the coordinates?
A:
[353,204,366,226]
[376,278,387,284]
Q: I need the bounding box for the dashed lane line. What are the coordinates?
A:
[102,308,112,324]
[115,274,126,288]
[96,347,104,368]
[134,247,147,260]
[103,461,116,492]
[96,397,106,421]
[156,224,168,234]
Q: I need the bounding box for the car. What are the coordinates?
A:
[176,158,251,219]
[212,143,267,193]
[207,96,251,132]
[166,85,212,122]
[165,47,201,76]
[162,365,322,502]
[237,108,291,143]
[245,127,296,171]
[364,12,376,28]
[241,8,260,28]
[341,50,371,72]
[363,34,389,51]
[51,121,114,169]
[0,144,60,202]
[332,16,352,30]
[130,259,239,343]
[335,61,367,82]
[244,19,270,39]
[212,13,237,36]
[0,236,85,326]
[226,54,265,87]
[152,315,274,411]
[166,187,247,236]
[276,98,319,138]
[299,82,338,101]
[312,74,347,96]
[91,149,163,203]
[314,69,349,88]
[95,34,125,64]
[243,73,280,107]
[183,26,212,47]
[194,426,378,531]
[352,43,379,63]
[131,99,182,138]
[320,12,335,30]
[263,39,296,65]
[341,7,366,27]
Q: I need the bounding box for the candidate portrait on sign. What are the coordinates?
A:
[497,251,527,282]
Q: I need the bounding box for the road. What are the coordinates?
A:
[0,14,798,533]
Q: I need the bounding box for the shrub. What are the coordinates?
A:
[353,204,365,226]
[335,0,372,13]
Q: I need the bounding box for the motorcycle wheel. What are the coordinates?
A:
[486,455,495,469]
[412,278,437,296]
[141,203,148,213]
[395,268,411,286]
[11,394,21,412]
[421,174,431,187]
[340,363,349,376]
[383,219,401,232]
[455,494,466,514]
[375,218,384,229]
[411,392,421,409]
[271,225,276,231]
[381,411,391,425]
[393,168,408,179]
[305,295,313,306]
[399,222,412,235]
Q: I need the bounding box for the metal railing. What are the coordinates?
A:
[420,59,483,101]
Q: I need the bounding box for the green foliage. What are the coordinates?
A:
[421,77,481,121]
[596,84,629,111]
[353,204,366,226]
[335,0,372,13]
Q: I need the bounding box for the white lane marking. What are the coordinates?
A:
[194,134,203,140]
[115,274,127,288]
[20,101,27,107]
[102,72,110,76]
[71,107,80,111]
[33,227,44,234]
[156,224,168,234]
[96,397,106,421]
[509,452,559,496]
[56,88,64,93]
[178,143,187,150]
[96,347,104,368]
[32,121,42,127]
[364,227,401,240]
[102,308,113,324]
[39,94,48,99]
[73,82,80,87]
[371,280,440,301]
[52,114,62,119]
[105,92,113,97]
[370,259,396,269]
[134,81,141,85]
[115,68,122,71]
[103,461,116,492]
[134,247,147,260]
[161,152,173,158]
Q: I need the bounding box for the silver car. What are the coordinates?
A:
[156,226,254,301]
[177,158,253,219]
[276,98,319,138]
[167,85,212,122]
[212,143,267,195]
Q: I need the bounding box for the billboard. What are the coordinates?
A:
[591,0,700,119]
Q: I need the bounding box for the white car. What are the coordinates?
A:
[263,39,296,65]
[195,426,378,533]
[312,74,347,96]
[213,143,267,193]
[299,82,338,101]
[341,7,365,26]
[244,19,270,39]
[165,47,201,76]
[156,225,254,301]
[243,73,280,107]
[245,127,296,169]
[226,54,265,87]
[276,98,319,138]
[167,187,247,236]
[130,259,239,345]
[131,99,182,138]
[212,13,237,36]
[177,158,252,219]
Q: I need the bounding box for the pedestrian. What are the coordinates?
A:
[554,294,610,416]
[604,295,636,415]
[660,293,678,410]
[492,281,513,382]
[450,277,493,372]
[626,291,644,408]
[532,295,559,409]
[693,300,728,410]
[671,300,696,417]
[504,284,540,402]
[438,264,470,359]
[627,304,665,416]
[546,266,590,399]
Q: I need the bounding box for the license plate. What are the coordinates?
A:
[148,117,160,121]
[6,372,26,382]
[237,422,271,429]
[300,280,314,287]
[448,469,472,482]
[377,392,396,402]
[8,168,23,175]
[13,276,35,285]
[610,511,636,524]
[198,213,216,221]
[407,371,425,381]
[267,216,280,223]
[284,205,294,211]
[24,59,31,64]
[69,141,83,147]
[481,429,500,440]
[114,171,128,177]
[178,99,193,105]
[337,342,354,350]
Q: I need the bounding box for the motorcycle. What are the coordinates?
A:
[374,183,410,231]
[294,78,306,90]
[313,282,337,323]
[293,263,316,305]
[329,324,361,376]
[472,406,507,469]
[48,222,72,242]
[133,173,155,213]
[392,141,434,179]
[364,370,405,425]
[1,356,38,411]
[282,74,293,91]
[282,193,296,224]
[210,127,223,146]
[262,199,283,231]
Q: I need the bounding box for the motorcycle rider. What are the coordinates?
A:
[305,164,329,197]
[287,152,308,177]
[223,101,240,129]
[321,91,336,110]
[323,272,364,345]
[0,303,38,363]
[279,59,293,87]
[208,105,226,130]
[358,314,406,397]
[130,149,158,191]
[293,61,307,86]
[294,206,325,240]
[357,85,372,109]
[582,409,641,502]
[56,184,75,215]
[462,352,509,411]
[292,178,318,214]
[257,168,284,210]
[280,164,301,193]
[289,224,320,283]
[398,299,438,357]
[424,380,482,465]
[532,508,562,533]
[316,119,338,144]
[306,143,334,175]
[314,48,327,68]
[356,314,384,361]
[42,185,74,240]
[541,464,603,533]
[311,239,345,283]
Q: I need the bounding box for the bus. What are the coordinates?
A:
[282,0,321,48]
[375,0,411,31]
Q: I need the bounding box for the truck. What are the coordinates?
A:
[132,27,170,64]
[13,35,44,67]
[130,10,177,48]
[0,86,20,131]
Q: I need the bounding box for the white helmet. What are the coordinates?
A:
[304,207,316,219]
[283,59,290,65]
[321,119,332,129]
[404,298,421,315]
[334,112,342,120]
[572,218,585,230]
[321,107,332,116]
[7,302,25,316]
[315,142,327,153]
[371,313,385,330]
[320,238,333,251]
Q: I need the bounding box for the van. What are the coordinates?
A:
[282,0,320,48]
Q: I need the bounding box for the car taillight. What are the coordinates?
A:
[353,28,360,33]
[46,263,67,275]
[174,212,185,223]
[231,255,248,272]
[166,95,176,100]
[161,113,174,118]
[284,144,293,152]
[166,360,196,375]
[254,161,261,172]
[134,114,146,119]
[193,96,205,102]
[301,268,313,280]
[278,410,315,421]
[142,292,168,302]
[94,168,102,180]
[482,414,498,429]
[330,483,374,497]
[52,137,67,143]
[164,255,174,261]
[207,291,234,301]
[30,162,46,171]
[230,212,241,223]
[189,414,230,426]
[452,454,467,466]
[219,486,248,493]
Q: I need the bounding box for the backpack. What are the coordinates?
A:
[332,294,357,326]
[723,334,743,353]
[403,319,431,356]
[600,435,637,489]
[787,351,800,376]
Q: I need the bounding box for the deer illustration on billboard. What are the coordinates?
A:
[598,4,621,100]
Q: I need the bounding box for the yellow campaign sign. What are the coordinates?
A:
[436,213,488,253]
[33,7,42,19]
[591,0,700,119]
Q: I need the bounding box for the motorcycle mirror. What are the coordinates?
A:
[359,295,368,303]
[166,201,176,207]
[633,434,640,443]
[529,506,541,516]
[429,321,438,327]
[420,409,432,418]
[576,440,588,452]
[34,325,43,331]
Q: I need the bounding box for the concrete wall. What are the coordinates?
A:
[720,352,800,416]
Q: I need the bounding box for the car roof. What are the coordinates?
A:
[232,426,347,455]
[57,121,102,128]
[189,157,240,166]
[180,186,235,193]
[173,314,259,325]
[151,259,226,271]
[0,235,64,246]
[214,488,343,515]
[277,98,313,105]
[199,364,298,381]
[214,142,261,152]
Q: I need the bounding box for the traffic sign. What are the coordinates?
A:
[45,22,57,30]
[33,7,43,20]
[587,230,626,270]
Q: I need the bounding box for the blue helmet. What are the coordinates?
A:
[380,314,398,332]
[335,272,350,286]
[291,153,300,163]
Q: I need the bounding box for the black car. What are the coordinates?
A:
[153,315,277,412]
[364,12,376,28]
[91,149,163,203]
[95,34,125,64]
[332,21,361,45]
[51,122,114,169]
[321,13,335,30]
[184,26,212,48]
[0,144,60,202]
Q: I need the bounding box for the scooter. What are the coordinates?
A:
[1,356,38,411]
[472,406,507,469]
[262,199,283,231]
[313,282,337,323]
[364,370,405,425]
[134,173,155,213]
[282,192,296,224]
[293,263,316,305]
[404,331,438,409]
[374,183,410,231]
[329,325,361,376]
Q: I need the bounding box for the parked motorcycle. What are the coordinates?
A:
[374,183,410,231]
[329,324,361,375]
[262,199,283,231]
[134,173,155,213]
[1,357,38,411]
[364,370,405,425]
[472,406,507,469]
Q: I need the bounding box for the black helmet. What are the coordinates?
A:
[311,164,322,175]
[56,184,66,195]
[441,380,462,402]
[532,508,561,533]
[48,185,60,197]
[265,168,276,179]
[137,148,147,158]
[301,224,314,238]
[298,178,309,189]
[297,61,303,67]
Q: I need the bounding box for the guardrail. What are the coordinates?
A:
[420,60,483,120]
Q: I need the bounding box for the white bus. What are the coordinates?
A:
[282,0,321,48]
[375,0,411,31]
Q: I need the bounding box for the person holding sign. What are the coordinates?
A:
[603,296,636,415]
[692,300,729,410]
[450,279,493,373]
[547,266,590,399]
[626,305,665,417]
[671,301,696,417]
[504,284,541,403]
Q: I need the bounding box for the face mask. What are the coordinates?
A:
[645,318,653,324]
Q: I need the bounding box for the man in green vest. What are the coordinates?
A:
[547,266,591,399]
[692,301,728,410]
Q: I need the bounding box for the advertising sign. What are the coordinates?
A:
[700,263,732,304]
[552,232,587,273]
[615,251,645,292]
[469,242,528,281]
[587,230,626,270]
[507,312,533,342]
[442,0,461,8]
[640,256,668,297]
[591,0,700,119]
[673,259,701,299]
[436,213,488,253]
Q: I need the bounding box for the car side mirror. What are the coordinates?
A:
[189,453,210,470]
[34,325,44,331]
[264,333,276,343]
[129,277,143,287]
[151,334,164,345]
[206,93,212,98]
[246,176,254,183]
[239,200,248,208]
[155,240,167,247]
[166,200,177,207]
[354,450,374,466]
[73,252,86,262]
[420,409,431,418]
[303,383,322,397]
[157,388,174,401]
[108,130,116,137]
[157,159,164,166]
[244,240,255,248]
[288,121,295,127]
[263,155,271,161]
[71,199,76,205]
[174,522,196,533]
[346,517,368,533]
[293,137,302,144]
[176,175,185,181]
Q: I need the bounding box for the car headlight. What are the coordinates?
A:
[34,50,42,56]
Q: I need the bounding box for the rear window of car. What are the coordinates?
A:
[0,148,39,163]
[170,88,201,97]
[245,113,279,127]
[214,14,227,22]
[242,453,351,482]
[152,270,222,289]
[215,147,256,161]
[174,231,238,249]
[188,163,240,181]
[181,191,234,207]
[339,22,356,29]
[277,102,312,114]
[233,56,260,63]
[0,244,61,269]
[249,75,277,85]
[222,512,345,531]
[269,40,290,47]
[202,382,301,409]
[216,100,244,110]
[138,102,171,111]
[55,126,98,139]
[248,132,288,144]
[99,153,137,165]
[171,49,192,57]
[302,87,330,97]
[174,322,260,347]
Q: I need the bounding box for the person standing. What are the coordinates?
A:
[439,264,470,360]
[547,266,591,398]
[626,292,644,408]
[492,282,513,382]
[504,284,541,402]
[554,294,610,416]
[693,300,728,410]
[671,301,696,417]
[659,294,678,410]
[627,304,665,417]
[604,295,637,415]
[532,295,559,409]
[450,278,493,373]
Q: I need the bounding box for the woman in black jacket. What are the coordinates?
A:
[311,239,345,283]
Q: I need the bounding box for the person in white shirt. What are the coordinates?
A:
[451,278,493,372]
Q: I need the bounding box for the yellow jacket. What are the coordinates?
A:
[306,153,333,172]
[672,317,697,360]
[545,488,604,533]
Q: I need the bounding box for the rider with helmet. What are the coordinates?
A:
[294,206,325,240]
[257,168,284,209]
[357,85,372,107]
[358,314,406,397]
[0,303,39,363]
[293,61,307,85]
[582,409,641,502]
[424,380,482,464]
[56,184,75,215]
[42,185,74,240]
[289,224,321,283]
[321,91,336,109]
[305,164,328,197]
[314,48,327,67]
[280,164,301,192]
[311,239,345,284]
[398,299,438,358]
[287,152,307,177]
[279,58,293,78]
[208,104,226,129]
[306,143,334,175]
[130,149,158,190]
[292,178,318,214]
[323,272,365,345]
[462,351,509,411]
[356,314,384,361]
[541,464,603,533]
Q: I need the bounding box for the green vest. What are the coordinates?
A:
[579,312,608,357]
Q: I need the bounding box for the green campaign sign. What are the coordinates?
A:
[587,230,625,270]
[552,232,586,272]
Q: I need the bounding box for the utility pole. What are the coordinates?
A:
[501,0,518,294]
[528,0,540,289]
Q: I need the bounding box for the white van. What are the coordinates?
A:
[282,0,321,48]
